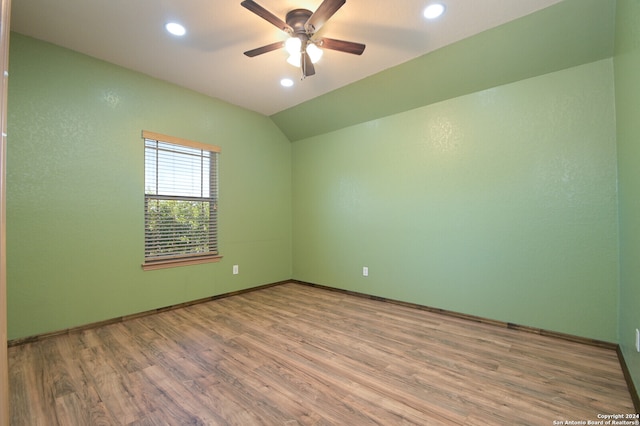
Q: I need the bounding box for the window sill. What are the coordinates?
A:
[142,255,223,271]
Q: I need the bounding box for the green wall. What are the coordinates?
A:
[292,59,619,342]
[615,0,640,396]
[6,34,292,340]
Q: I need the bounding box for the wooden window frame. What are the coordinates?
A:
[141,131,222,270]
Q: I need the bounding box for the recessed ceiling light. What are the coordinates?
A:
[165,22,186,36]
[423,3,445,19]
[280,78,294,88]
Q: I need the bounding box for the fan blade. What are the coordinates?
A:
[302,52,316,77]
[241,0,293,34]
[244,41,285,57]
[305,0,346,34]
[319,37,366,55]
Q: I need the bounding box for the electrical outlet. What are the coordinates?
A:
[362,266,369,277]
[636,329,640,353]
[233,265,239,275]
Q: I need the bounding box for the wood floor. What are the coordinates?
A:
[8,282,635,425]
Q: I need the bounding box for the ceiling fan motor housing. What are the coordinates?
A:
[286,9,313,36]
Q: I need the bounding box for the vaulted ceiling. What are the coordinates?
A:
[11,0,615,141]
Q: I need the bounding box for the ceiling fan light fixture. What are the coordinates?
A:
[286,45,322,68]
[285,37,302,55]
[423,3,446,20]
[165,22,186,36]
[306,43,323,64]
[287,52,301,67]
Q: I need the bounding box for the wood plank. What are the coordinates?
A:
[8,283,636,424]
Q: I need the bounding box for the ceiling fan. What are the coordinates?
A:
[241,0,366,78]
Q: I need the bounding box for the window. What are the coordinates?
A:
[142,131,221,270]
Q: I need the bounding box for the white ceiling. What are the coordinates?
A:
[10,0,562,116]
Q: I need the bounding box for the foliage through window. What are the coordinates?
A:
[142,131,220,269]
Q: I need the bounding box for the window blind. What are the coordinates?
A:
[143,131,219,264]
